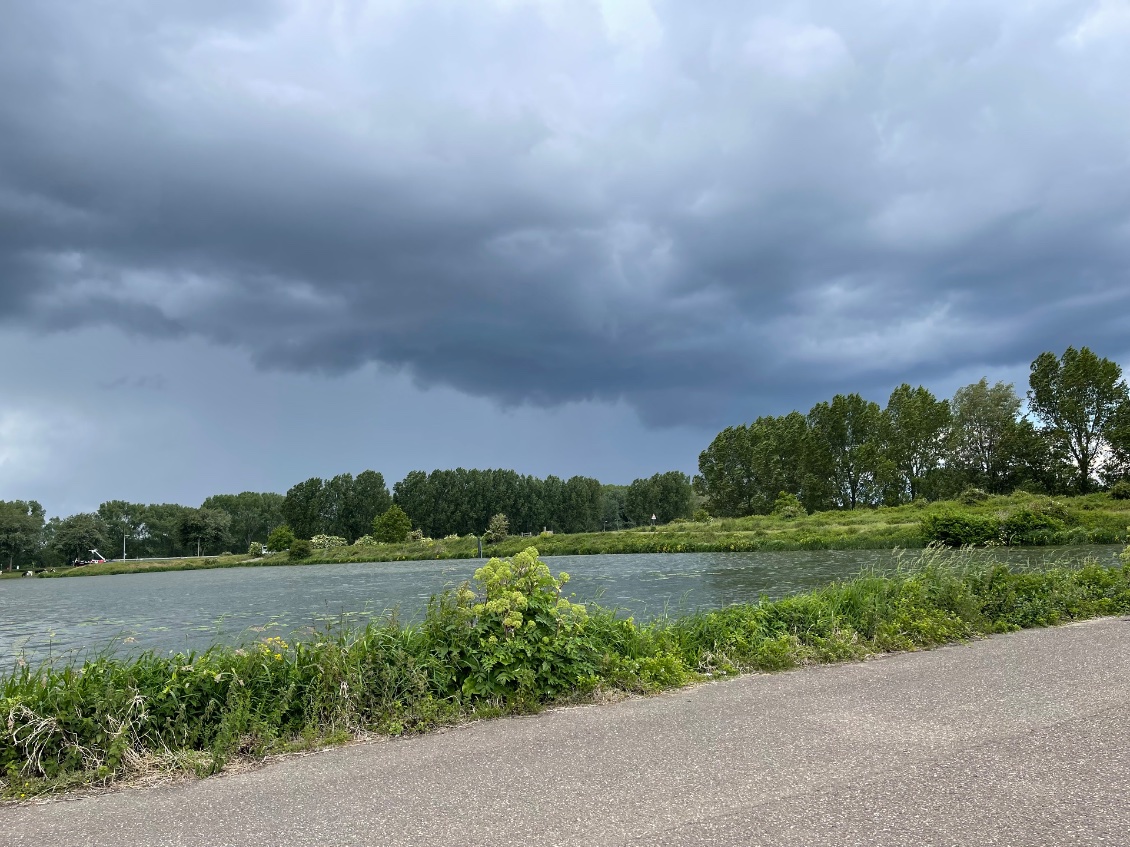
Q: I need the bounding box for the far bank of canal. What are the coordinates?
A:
[2,545,1124,667]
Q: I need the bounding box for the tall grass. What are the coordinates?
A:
[5,545,1130,799]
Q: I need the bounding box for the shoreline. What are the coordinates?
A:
[4,546,1129,799]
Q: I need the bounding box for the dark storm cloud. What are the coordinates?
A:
[2,0,1129,426]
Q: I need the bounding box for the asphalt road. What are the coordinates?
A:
[4,617,1129,846]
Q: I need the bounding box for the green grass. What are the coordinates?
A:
[39,554,263,578]
[5,544,1130,800]
[34,491,1130,579]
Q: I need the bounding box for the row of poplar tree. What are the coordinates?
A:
[0,469,693,569]
[695,346,1130,517]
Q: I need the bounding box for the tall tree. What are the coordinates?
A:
[140,503,194,557]
[624,472,694,525]
[883,384,951,502]
[177,508,231,557]
[202,492,285,549]
[1028,346,1130,493]
[0,500,45,570]
[559,476,603,533]
[282,477,326,540]
[696,425,757,517]
[347,470,392,540]
[52,513,108,565]
[97,500,148,560]
[1103,399,1130,484]
[806,394,885,510]
[697,415,809,517]
[946,379,1023,494]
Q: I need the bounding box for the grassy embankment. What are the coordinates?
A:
[5,544,1130,799]
[38,490,1130,579]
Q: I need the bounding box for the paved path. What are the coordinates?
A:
[4,618,1129,846]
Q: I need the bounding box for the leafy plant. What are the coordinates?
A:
[424,547,592,699]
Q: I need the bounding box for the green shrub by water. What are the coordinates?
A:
[6,545,1130,799]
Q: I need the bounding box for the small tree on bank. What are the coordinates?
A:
[1028,346,1130,493]
[373,505,412,543]
[267,525,296,552]
[483,513,509,543]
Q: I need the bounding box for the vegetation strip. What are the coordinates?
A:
[30,489,1130,578]
[5,545,1130,800]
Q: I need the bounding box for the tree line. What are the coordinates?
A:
[696,346,1130,516]
[0,468,694,570]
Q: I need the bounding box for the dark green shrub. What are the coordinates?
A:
[999,509,1066,545]
[267,525,295,553]
[288,539,312,560]
[692,508,711,523]
[1109,480,1130,500]
[771,491,806,520]
[920,512,1001,546]
[373,505,411,543]
[958,487,990,505]
[1028,498,1072,523]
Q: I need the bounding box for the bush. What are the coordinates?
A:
[483,513,509,544]
[247,542,265,557]
[771,492,806,520]
[288,539,313,560]
[373,505,412,543]
[1109,481,1130,500]
[692,508,711,523]
[267,526,295,553]
[352,534,375,546]
[407,529,425,542]
[958,487,990,505]
[310,534,347,550]
[920,512,1001,546]
[999,508,1065,545]
[423,547,592,699]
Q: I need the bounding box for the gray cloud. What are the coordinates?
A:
[2,0,1129,428]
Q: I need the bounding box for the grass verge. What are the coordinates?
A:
[5,544,1130,800]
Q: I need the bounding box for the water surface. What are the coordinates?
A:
[2,545,1122,667]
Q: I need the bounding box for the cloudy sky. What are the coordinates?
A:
[2,0,1129,517]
